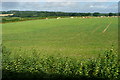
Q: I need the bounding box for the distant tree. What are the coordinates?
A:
[1,11,118,17]
[85,13,91,16]
[93,12,100,16]
[119,13,120,16]
[109,13,114,16]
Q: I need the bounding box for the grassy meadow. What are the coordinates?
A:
[2,17,119,79]
[3,17,118,58]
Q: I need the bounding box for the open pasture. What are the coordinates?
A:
[2,17,119,79]
[2,17,118,58]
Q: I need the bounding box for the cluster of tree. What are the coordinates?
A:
[1,10,118,18]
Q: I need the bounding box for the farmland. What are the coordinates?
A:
[2,17,118,58]
[2,17,119,79]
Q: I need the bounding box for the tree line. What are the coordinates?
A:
[1,10,118,17]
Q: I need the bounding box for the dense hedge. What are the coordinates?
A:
[1,46,119,80]
[1,16,70,23]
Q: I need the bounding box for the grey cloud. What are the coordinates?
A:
[1,2,118,13]
[2,2,20,10]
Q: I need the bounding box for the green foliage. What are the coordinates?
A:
[93,12,100,16]
[1,11,118,23]
[109,13,117,16]
[1,11,117,18]
[0,11,93,17]
[1,16,71,23]
[1,17,46,23]
[2,47,119,79]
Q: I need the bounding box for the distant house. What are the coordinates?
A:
[0,14,14,17]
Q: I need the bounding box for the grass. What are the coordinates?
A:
[2,17,118,58]
[1,17,119,79]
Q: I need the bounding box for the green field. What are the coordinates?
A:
[2,17,118,58]
[2,17,119,79]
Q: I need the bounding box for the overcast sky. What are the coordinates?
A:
[1,0,119,13]
[1,0,120,2]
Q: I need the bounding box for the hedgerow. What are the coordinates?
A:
[2,47,119,80]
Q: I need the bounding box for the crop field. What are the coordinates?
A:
[2,17,118,58]
[2,17,119,79]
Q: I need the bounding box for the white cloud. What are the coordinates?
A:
[90,5,107,8]
[44,2,76,8]
[89,2,118,9]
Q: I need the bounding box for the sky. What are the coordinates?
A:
[1,0,120,2]
[1,0,119,13]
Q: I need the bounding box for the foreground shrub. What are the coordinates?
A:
[2,47,119,80]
